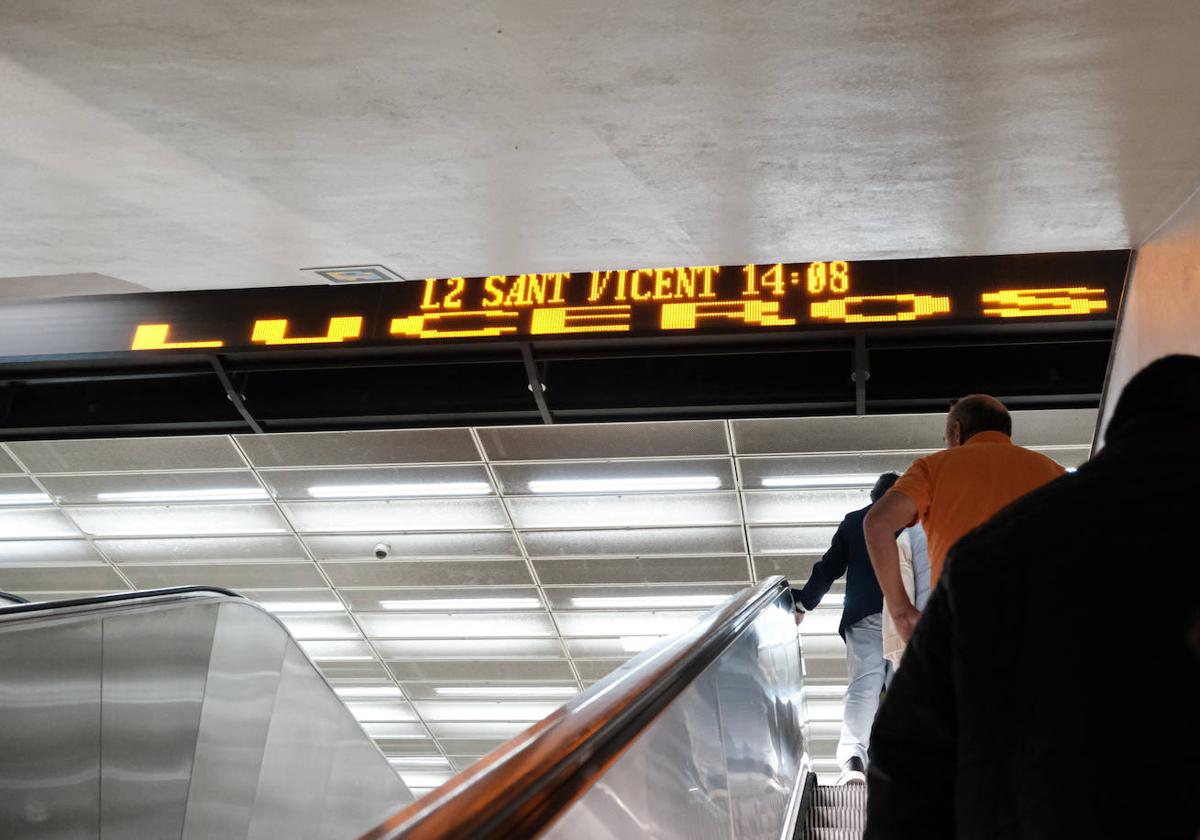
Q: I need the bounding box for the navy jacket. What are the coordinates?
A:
[790,504,883,638]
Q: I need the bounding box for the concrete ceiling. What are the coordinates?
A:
[2,1,1199,292]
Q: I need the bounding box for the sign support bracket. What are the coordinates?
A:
[208,355,264,434]
[520,343,554,425]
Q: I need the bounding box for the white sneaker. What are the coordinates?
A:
[837,756,866,785]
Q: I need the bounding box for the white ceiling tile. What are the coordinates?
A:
[322,560,532,588]
[732,415,945,455]
[39,471,263,504]
[278,614,360,640]
[358,612,555,639]
[345,701,417,723]
[533,556,750,585]
[0,565,128,593]
[492,459,735,495]
[477,420,729,461]
[65,504,288,537]
[260,465,493,500]
[304,532,520,561]
[0,507,79,539]
[425,722,533,740]
[541,583,742,610]
[121,562,326,590]
[0,539,103,565]
[507,493,740,529]
[9,436,246,473]
[236,429,479,467]
[414,701,561,722]
[738,454,926,487]
[374,639,563,659]
[522,526,745,558]
[748,525,838,555]
[386,660,575,682]
[0,448,21,474]
[343,587,540,612]
[0,476,50,503]
[742,489,870,525]
[282,498,508,533]
[99,536,307,564]
[299,639,376,661]
[554,610,703,637]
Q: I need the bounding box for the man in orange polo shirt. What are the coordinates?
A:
[864,394,1064,642]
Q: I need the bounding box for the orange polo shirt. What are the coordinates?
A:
[889,431,1065,584]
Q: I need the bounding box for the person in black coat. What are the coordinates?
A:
[865,354,1200,839]
[792,472,899,784]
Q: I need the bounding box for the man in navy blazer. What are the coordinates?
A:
[792,472,899,785]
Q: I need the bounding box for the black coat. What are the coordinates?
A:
[865,422,1200,839]
[791,504,884,638]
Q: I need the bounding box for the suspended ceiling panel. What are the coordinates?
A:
[2,2,1200,291]
[0,409,1095,788]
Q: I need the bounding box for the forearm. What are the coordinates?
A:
[866,521,914,618]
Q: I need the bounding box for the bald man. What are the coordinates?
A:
[865,395,1064,642]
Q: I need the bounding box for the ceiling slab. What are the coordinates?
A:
[1,2,1199,292]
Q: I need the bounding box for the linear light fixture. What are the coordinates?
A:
[307,482,491,498]
[620,635,664,653]
[387,756,451,768]
[95,487,269,502]
[434,686,577,698]
[334,686,405,699]
[378,597,541,611]
[0,492,52,506]
[527,476,720,494]
[760,474,879,488]
[570,594,728,609]
[260,601,346,613]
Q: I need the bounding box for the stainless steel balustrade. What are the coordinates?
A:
[538,583,808,840]
[0,588,412,840]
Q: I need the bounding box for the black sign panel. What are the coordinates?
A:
[0,251,1128,361]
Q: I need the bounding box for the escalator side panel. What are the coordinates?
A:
[100,603,218,839]
[0,619,102,840]
[712,603,807,839]
[181,601,288,839]
[248,631,407,840]
[540,664,734,840]
[540,591,805,840]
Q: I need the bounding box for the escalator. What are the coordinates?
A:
[1,578,856,839]
[0,587,412,839]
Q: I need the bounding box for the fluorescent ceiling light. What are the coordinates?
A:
[527,476,720,494]
[571,594,728,609]
[307,482,491,498]
[0,492,52,506]
[378,597,541,611]
[387,756,451,768]
[434,686,577,698]
[761,475,878,488]
[310,655,374,661]
[620,635,664,653]
[335,686,404,699]
[260,601,346,613]
[95,488,268,502]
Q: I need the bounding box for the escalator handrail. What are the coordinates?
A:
[359,575,793,840]
[0,590,30,604]
[0,585,243,618]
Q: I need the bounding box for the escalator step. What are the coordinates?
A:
[797,785,867,840]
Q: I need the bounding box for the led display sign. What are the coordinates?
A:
[0,251,1128,361]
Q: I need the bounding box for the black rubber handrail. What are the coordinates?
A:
[0,591,30,604]
[0,585,243,617]
[360,575,794,840]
